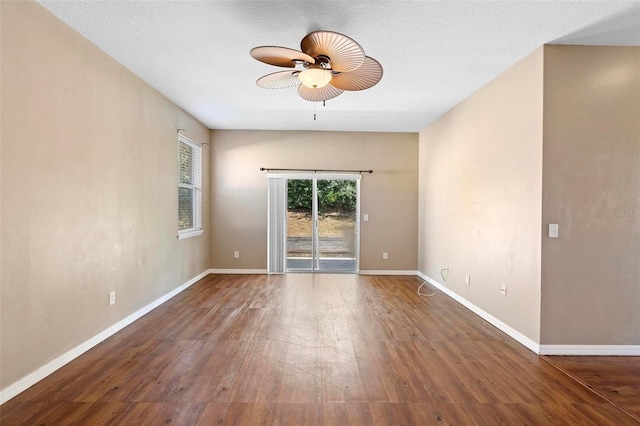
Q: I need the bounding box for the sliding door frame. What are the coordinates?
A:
[266,173,361,274]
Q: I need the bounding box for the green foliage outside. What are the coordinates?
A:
[288,179,356,213]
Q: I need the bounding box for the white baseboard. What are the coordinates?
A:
[0,269,211,405]
[540,345,640,356]
[417,272,541,354]
[359,270,418,276]
[208,269,267,274]
[209,269,415,276]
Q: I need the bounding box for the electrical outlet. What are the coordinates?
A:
[234,251,240,259]
[500,284,507,296]
[465,274,470,285]
[382,252,389,260]
[109,291,116,306]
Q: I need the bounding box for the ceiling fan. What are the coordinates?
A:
[250,30,383,102]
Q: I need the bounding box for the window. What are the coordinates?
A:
[177,134,203,239]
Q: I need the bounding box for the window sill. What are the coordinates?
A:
[177,229,204,240]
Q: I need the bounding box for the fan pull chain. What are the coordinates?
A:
[312,100,327,121]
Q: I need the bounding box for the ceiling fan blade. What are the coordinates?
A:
[298,84,343,102]
[250,46,315,68]
[329,56,383,91]
[301,31,365,72]
[257,71,301,89]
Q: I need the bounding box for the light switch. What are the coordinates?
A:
[363,214,369,222]
[549,224,559,238]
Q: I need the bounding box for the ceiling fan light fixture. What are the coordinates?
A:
[298,68,332,89]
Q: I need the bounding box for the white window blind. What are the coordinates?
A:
[178,135,203,239]
[267,177,286,273]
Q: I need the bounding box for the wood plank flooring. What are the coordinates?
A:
[2,274,637,425]
[544,356,640,421]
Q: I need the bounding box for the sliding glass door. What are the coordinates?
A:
[315,179,358,272]
[286,179,314,271]
[285,177,359,273]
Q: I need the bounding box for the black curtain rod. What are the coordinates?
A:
[260,168,373,174]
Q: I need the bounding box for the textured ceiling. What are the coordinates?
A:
[37,1,640,133]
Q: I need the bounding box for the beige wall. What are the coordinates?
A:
[1,1,210,391]
[419,48,544,343]
[210,130,418,271]
[541,45,640,345]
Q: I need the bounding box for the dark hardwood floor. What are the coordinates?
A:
[2,274,638,425]
[544,355,640,421]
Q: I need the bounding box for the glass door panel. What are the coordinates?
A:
[285,177,359,273]
[286,179,313,271]
[316,179,358,272]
